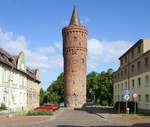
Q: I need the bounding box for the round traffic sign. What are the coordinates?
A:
[133,93,138,98]
[124,94,130,101]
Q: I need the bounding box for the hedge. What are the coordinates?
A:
[0,103,7,110]
[114,101,138,113]
[28,110,53,116]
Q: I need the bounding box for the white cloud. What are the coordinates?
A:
[0,28,133,89]
[0,29,27,52]
[37,46,56,55]
[0,28,63,70]
[0,28,132,73]
[88,38,132,69]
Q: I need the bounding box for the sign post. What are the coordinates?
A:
[133,93,138,114]
[123,89,129,114]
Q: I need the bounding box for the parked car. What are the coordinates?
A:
[59,102,64,107]
[34,104,59,111]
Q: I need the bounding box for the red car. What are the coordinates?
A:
[34,104,59,111]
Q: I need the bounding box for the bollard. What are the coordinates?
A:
[127,108,130,114]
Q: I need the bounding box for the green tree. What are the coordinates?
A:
[40,88,46,105]
[96,69,113,106]
[47,72,64,103]
[46,69,113,106]
[87,71,98,103]
[87,69,113,106]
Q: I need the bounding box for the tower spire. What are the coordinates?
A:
[69,6,80,25]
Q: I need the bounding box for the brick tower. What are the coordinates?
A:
[62,7,88,108]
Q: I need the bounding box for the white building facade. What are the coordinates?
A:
[0,49,40,111]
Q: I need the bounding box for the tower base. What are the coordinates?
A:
[64,96,86,108]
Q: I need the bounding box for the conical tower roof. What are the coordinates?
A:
[69,7,80,26]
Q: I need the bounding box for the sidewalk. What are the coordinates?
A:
[111,114,150,125]
[0,115,50,126]
[0,109,64,126]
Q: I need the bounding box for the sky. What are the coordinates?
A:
[0,0,150,89]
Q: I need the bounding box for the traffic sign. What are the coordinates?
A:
[123,89,129,96]
[124,94,130,101]
[133,93,138,98]
[133,93,138,114]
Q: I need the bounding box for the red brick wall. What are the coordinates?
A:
[62,25,88,108]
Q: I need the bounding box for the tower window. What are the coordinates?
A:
[82,58,84,63]
[73,81,75,84]
[74,36,77,41]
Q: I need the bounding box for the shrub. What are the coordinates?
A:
[114,101,138,113]
[28,110,53,116]
[0,103,7,110]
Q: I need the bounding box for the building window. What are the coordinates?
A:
[115,75,117,80]
[125,81,127,89]
[131,64,134,73]
[131,50,134,58]
[128,84,130,90]
[145,57,149,67]
[121,83,123,90]
[121,70,123,78]
[137,46,141,54]
[125,56,127,63]
[115,85,117,91]
[132,79,134,89]
[138,77,141,88]
[138,94,141,101]
[118,73,120,79]
[137,61,141,71]
[0,67,2,85]
[125,69,127,76]
[4,69,8,83]
[145,94,149,103]
[121,59,123,65]
[10,72,13,80]
[145,75,149,86]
